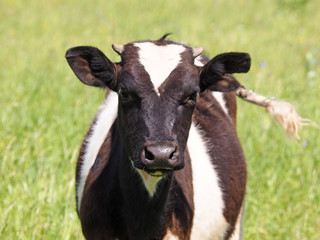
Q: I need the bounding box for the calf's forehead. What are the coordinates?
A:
[121,41,196,95]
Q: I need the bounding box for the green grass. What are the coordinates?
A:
[1,0,319,239]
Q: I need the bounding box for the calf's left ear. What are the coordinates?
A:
[65,46,118,90]
[200,52,251,92]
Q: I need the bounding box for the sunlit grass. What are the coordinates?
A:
[1,0,319,239]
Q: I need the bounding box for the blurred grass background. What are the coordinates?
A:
[1,0,319,239]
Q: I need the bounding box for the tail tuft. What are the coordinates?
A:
[236,86,319,139]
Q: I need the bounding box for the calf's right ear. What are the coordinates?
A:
[65,46,118,90]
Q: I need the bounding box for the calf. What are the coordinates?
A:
[66,35,251,240]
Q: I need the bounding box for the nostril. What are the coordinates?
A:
[144,147,155,161]
[169,148,177,160]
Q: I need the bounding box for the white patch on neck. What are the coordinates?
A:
[137,170,162,196]
[188,123,229,239]
[134,42,186,95]
[77,91,118,212]
[212,92,229,116]
[163,229,179,240]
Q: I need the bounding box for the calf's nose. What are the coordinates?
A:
[142,141,180,170]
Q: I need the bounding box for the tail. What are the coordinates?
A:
[236,86,319,139]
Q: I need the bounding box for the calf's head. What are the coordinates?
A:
[66,37,250,177]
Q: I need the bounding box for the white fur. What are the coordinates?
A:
[212,92,229,116]
[229,204,244,240]
[194,56,204,67]
[77,91,119,212]
[137,170,162,196]
[134,42,186,95]
[163,230,179,240]
[188,123,229,239]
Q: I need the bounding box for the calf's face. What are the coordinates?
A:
[66,39,250,176]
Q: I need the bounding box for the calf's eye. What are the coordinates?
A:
[188,91,198,102]
[118,88,130,100]
[182,91,198,105]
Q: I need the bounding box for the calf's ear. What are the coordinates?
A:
[65,46,118,90]
[200,52,251,92]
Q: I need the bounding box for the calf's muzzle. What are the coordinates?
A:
[141,141,182,173]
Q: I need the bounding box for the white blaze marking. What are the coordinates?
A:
[188,123,229,239]
[134,42,186,95]
[194,55,204,67]
[77,91,118,212]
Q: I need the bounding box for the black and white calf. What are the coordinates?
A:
[66,35,251,240]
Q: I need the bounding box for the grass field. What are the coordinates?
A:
[1,0,319,239]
